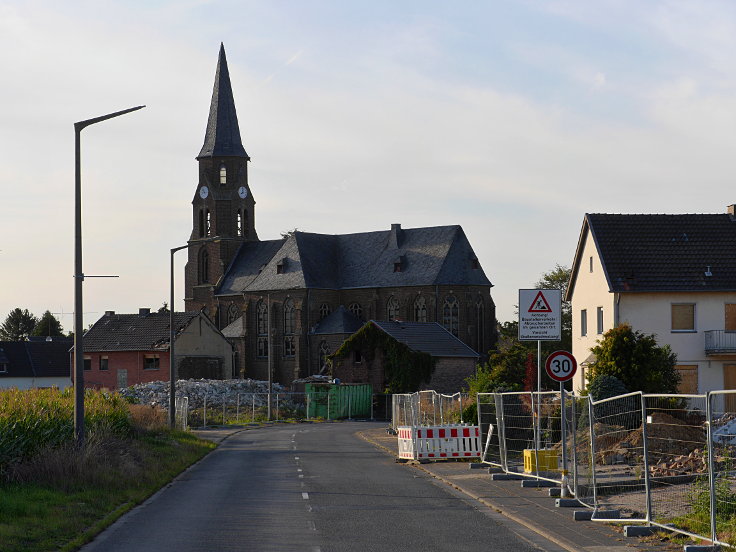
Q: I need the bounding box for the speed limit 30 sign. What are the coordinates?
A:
[545,351,577,382]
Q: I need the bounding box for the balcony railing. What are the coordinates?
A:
[704,330,736,354]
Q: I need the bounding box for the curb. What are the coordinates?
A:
[357,430,587,552]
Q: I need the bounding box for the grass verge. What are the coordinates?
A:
[0,430,215,552]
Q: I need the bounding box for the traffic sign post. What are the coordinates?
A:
[545,350,577,497]
[519,289,562,451]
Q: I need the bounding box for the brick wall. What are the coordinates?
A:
[423,357,477,394]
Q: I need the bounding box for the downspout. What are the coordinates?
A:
[614,292,621,327]
[306,288,311,375]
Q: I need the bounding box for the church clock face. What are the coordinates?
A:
[199,186,209,199]
[238,186,248,199]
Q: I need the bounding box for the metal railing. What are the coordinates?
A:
[704,330,736,354]
[473,389,736,548]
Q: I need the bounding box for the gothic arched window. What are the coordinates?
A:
[198,248,209,284]
[198,209,205,238]
[236,210,243,237]
[256,301,268,357]
[219,163,227,185]
[205,209,211,236]
[442,295,459,336]
[283,298,296,358]
[319,303,331,321]
[227,303,239,325]
[387,296,400,321]
[318,340,330,371]
[414,296,427,323]
[349,303,363,320]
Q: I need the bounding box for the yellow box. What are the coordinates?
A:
[524,449,559,473]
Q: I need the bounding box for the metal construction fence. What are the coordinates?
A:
[475,390,736,548]
[179,392,389,427]
[391,391,468,430]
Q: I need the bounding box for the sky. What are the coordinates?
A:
[2,0,736,333]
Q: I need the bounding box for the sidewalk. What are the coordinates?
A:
[358,427,684,552]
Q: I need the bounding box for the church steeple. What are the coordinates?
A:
[197,43,249,160]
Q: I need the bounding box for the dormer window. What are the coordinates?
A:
[393,255,405,273]
[0,362,7,374]
[219,163,227,185]
[276,259,285,274]
[471,257,480,270]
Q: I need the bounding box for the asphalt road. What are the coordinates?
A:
[81,422,563,552]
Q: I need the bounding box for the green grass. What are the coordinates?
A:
[0,430,215,552]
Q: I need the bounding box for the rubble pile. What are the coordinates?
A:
[650,450,707,477]
[120,379,288,410]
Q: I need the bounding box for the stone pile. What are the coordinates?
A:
[120,379,288,410]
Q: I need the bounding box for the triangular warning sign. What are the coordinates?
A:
[528,291,552,313]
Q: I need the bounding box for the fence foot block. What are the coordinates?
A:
[624,526,656,537]
[469,463,486,470]
[593,510,621,520]
[521,480,558,488]
[548,488,561,497]
[556,498,584,508]
[491,473,524,481]
[683,546,718,552]
[573,510,593,521]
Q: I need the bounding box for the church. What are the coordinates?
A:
[184,44,497,386]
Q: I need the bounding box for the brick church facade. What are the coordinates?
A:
[185,44,497,385]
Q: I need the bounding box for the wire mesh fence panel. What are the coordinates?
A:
[417,391,439,426]
[644,394,709,536]
[437,393,466,424]
[392,394,417,430]
[175,396,189,430]
[499,392,535,474]
[570,395,595,508]
[588,392,646,520]
[477,393,503,467]
[708,390,736,547]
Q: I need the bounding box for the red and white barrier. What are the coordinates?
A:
[397,425,481,460]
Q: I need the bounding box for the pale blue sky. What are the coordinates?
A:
[2,0,736,333]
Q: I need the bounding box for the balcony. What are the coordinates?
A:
[704,330,736,355]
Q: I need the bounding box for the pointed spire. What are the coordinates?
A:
[197,43,249,160]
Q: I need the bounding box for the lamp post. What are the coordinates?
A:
[169,236,226,428]
[74,105,144,447]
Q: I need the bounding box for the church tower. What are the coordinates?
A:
[185,43,257,312]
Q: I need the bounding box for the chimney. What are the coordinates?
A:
[728,205,736,218]
[139,308,151,317]
[104,310,115,316]
[389,223,402,249]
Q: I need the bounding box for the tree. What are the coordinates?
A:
[31,311,64,337]
[158,302,169,313]
[0,308,38,341]
[588,323,680,394]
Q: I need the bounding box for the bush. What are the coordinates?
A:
[587,375,628,402]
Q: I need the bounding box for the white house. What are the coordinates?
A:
[0,336,72,390]
[566,206,736,394]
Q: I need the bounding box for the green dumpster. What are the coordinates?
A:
[305,383,372,419]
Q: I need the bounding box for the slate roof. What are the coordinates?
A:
[568,212,736,298]
[82,312,200,352]
[311,306,363,335]
[0,338,72,378]
[221,315,245,338]
[370,321,480,358]
[216,224,491,295]
[197,43,249,160]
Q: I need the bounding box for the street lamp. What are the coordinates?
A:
[74,105,144,447]
[169,236,228,428]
